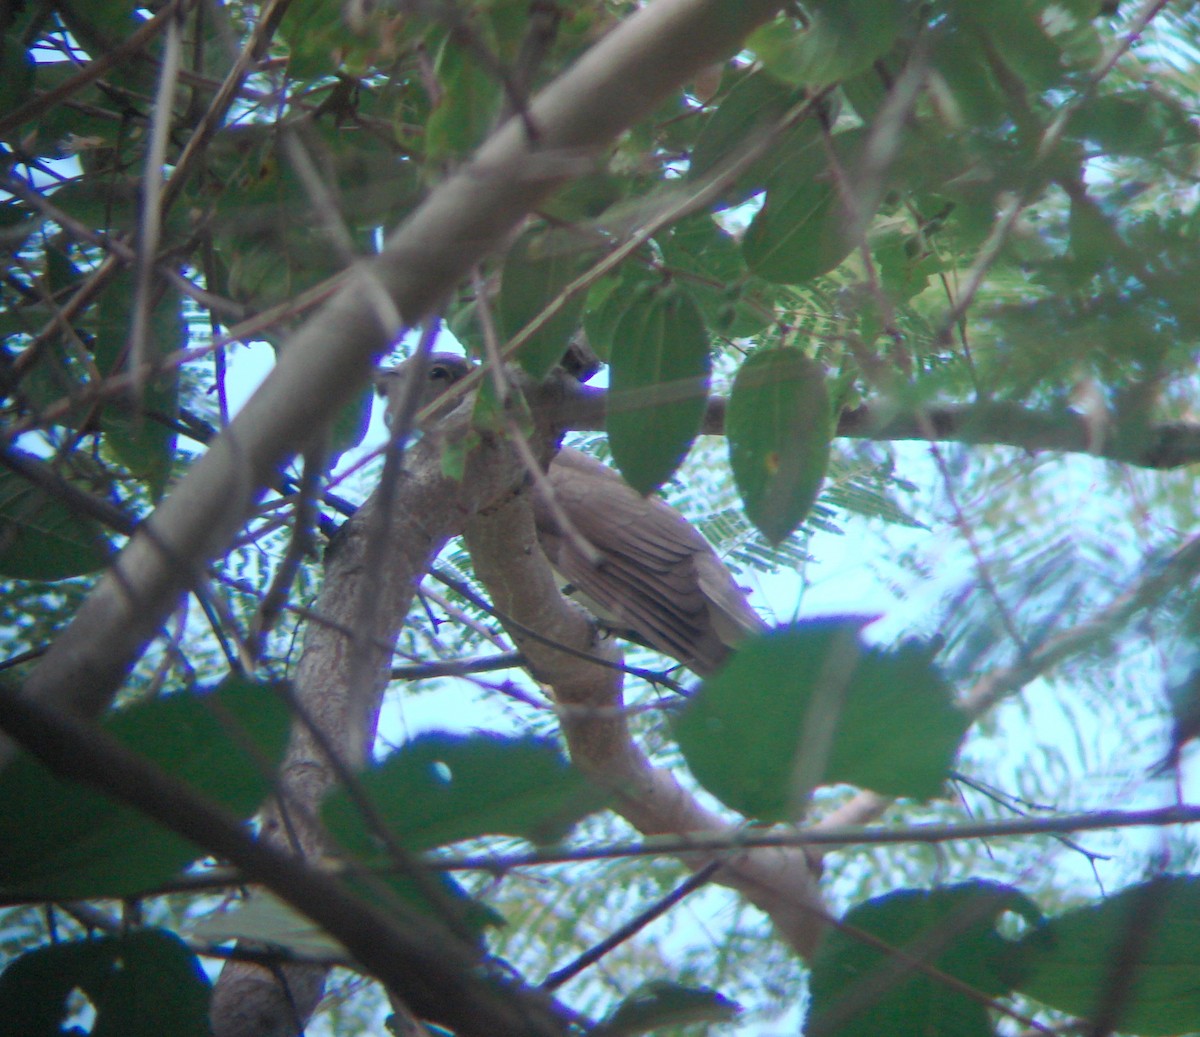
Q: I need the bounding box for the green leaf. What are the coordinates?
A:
[688,70,819,206]
[1012,875,1200,1036]
[595,981,740,1036]
[0,457,112,580]
[607,283,711,495]
[809,882,1039,1037]
[747,3,905,88]
[657,214,777,337]
[582,262,659,361]
[959,0,1074,93]
[426,33,502,162]
[727,349,832,544]
[0,677,292,899]
[743,130,866,285]
[0,929,211,1037]
[278,0,368,80]
[323,732,606,854]
[674,619,967,818]
[1066,91,1200,159]
[93,274,184,499]
[500,227,593,379]
[0,35,35,116]
[193,892,350,957]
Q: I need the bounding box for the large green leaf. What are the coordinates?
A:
[0,677,292,899]
[809,882,1039,1037]
[0,929,211,1037]
[743,129,866,285]
[727,349,832,544]
[674,619,967,818]
[1012,876,1200,1036]
[426,32,502,162]
[688,69,820,206]
[607,283,711,495]
[746,2,905,89]
[93,273,184,500]
[582,261,659,361]
[323,731,606,854]
[1066,91,1200,159]
[0,457,112,580]
[500,227,593,379]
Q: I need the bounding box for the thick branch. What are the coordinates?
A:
[464,488,826,960]
[19,0,784,732]
[0,685,568,1037]
[211,378,569,1035]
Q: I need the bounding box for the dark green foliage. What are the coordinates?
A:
[0,929,212,1037]
[809,882,1041,1037]
[675,619,967,817]
[323,731,607,853]
[1010,876,1200,1036]
[0,677,291,898]
[4,1,1200,1034]
[607,282,711,494]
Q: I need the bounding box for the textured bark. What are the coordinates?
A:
[19,0,784,742]
[210,379,569,1036]
[464,489,827,960]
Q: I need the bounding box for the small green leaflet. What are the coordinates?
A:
[727,349,832,544]
[674,618,966,820]
[607,283,711,495]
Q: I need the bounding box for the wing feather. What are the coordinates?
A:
[534,449,763,674]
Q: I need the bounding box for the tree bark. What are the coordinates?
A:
[210,380,568,1035]
[17,0,785,746]
[464,485,827,960]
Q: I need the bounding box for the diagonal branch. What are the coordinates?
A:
[209,370,573,1035]
[18,0,785,743]
[463,486,827,960]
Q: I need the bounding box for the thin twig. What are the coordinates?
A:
[541,860,722,991]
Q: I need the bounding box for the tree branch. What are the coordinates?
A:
[463,485,827,960]
[18,0,784,738]
[555,381,1200,470]
[0,682,569,1037]
[210,372,571,1034]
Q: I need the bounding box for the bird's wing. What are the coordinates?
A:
[533,448,760,674]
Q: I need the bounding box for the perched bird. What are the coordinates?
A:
[376,353,764,676]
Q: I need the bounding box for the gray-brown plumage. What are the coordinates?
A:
[376,353,764,675]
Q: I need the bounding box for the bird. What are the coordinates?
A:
[376,353,765,676]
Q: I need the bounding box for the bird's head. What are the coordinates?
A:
[375,352,474,429]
